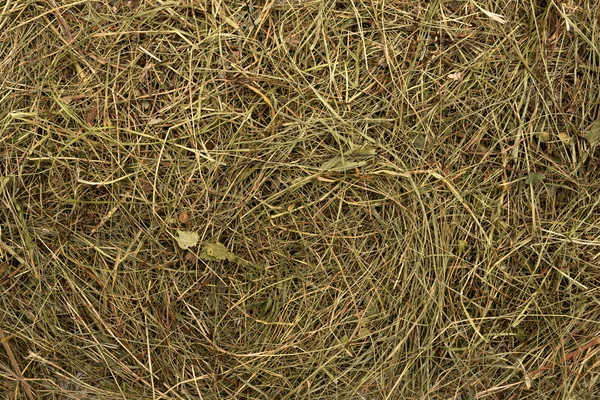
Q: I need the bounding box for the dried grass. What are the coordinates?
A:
[1,1,600,399]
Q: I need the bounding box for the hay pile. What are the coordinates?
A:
[1,1,600,398]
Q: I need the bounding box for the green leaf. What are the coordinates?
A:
[175,230,199,250]
[413,134,426,150]
[584,120,600,145]
[525,172,545,184]
[457,240,468,255]
[337,334,350,346]
[200,242,237,262]
[358,327,371,339]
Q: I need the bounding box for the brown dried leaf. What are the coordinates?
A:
[86,107,98,126]
[179,212,190,224]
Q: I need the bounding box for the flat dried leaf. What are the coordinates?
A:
[558,132,571,143]
[175,230,199,250]
[584,120,600,144]
[457,240,469,255]
[526,172,545,185]
[200,242,236,262]
[538,131,550,143]
[413,134,426,150]
[184,251,197,261]
[358,327,371,339]
[337,334,349,346]
[86,107,98,126]
[178,212,190,223]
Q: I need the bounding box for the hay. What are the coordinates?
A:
[1,1,600,398]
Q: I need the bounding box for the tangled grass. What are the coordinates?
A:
[1,1,600,399]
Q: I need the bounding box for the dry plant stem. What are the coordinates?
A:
[0,330,35,400]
